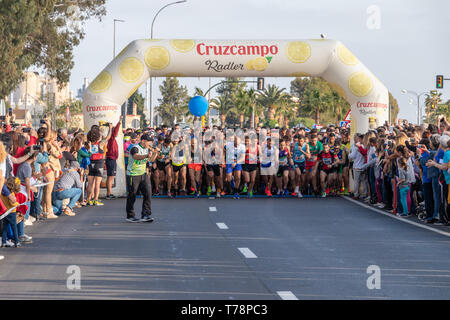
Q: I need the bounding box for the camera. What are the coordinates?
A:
[8,108,12,117]
[409,138,416,144]
[0,116,5,121]
[23,128,31,133]
[32,145,42,151]
[40,119,46,124]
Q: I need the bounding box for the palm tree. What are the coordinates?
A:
[276,94,297,127]
[210,96,231,127]
[257,84,287,120]
[235,89,255,127]
[301,88,332,125]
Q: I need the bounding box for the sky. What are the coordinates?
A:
[69,0,450,123]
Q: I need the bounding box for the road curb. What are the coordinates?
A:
[341,196,450,237]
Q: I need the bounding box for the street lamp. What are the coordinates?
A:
[113,19,125,128]
[401,89,427,125]
[113,19,125,58]
[147,0,187,128]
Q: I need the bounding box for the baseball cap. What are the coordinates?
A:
[129,133,138,139]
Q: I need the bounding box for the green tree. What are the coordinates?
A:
[210,96,232,127]
[128,91,146,127]
[275,94,297,127]
[257,84,287,120]
[234,89,255,128]
[388,92,399,124]
[157,77,189,126]
[0,0,106,99]
[297,78,333,125]
[424,91,442,119]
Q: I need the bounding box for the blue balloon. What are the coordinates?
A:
[188,96,208,117]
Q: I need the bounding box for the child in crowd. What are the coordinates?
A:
[1,177,24,247]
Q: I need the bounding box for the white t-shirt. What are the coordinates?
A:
[225,142,245,164]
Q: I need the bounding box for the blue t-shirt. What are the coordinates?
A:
[435,149,445,163]
[420,151,431,184]
[443,150,450,184]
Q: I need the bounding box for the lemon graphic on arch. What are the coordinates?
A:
[145,46,170,70]
[119,57,144,83]
[244,59,255,71]
[348,72,373,97]
[89,71,112,94]
[170,39,195,53]
[337,45,358,66]
[286,41,311,63]
[253,57,269,71]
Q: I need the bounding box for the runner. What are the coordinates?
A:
[260,137,276,197]
[318,143,339,197]
[225,136,245,199]
[187,137,202,197]
[292,135,309,198]
[171,136,187,196]
[242,135,258,197]
[275,138,292,196]
[306,134,323,195]
[154,136,173,197]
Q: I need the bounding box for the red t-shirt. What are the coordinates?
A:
[319,151,338,171]
[13,136,37,176]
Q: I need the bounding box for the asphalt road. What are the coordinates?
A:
[1,196,450,300]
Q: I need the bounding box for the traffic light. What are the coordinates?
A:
[257,77,264,90]
[436,75,444,89]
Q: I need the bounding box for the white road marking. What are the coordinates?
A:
[0,256,4,261]
[238,247,257,258]
[277,291,298,300]
[209,207,217,212]
[341,196,450,237]
[208,197,215,200]
[216,223,229,230]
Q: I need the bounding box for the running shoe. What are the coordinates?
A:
[321,192,327,198]
[126,217,141,223]
[206,186,212,196]
[94,200,104,206]
[220,190,226,196]
[233,193,240,199]
[297,192,303,198]
[195,191,200,198]
[87,200,94,206]
[19,234,32,242]
[242,185,248,193]
[140,215,154,223]
[283,189,289,196]
[265,187,272,197]
[189,187,196,195]
[248,191,253,198]
[168,192,174,199]
[216,191,221,198]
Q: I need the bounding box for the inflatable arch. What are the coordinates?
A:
[83,39,389,196]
